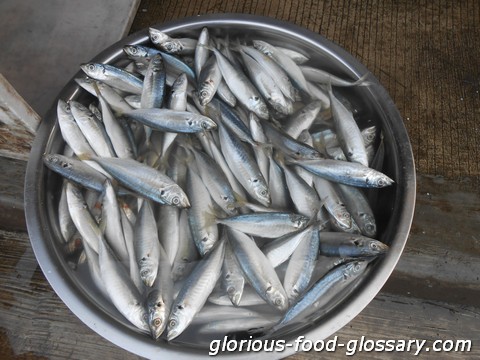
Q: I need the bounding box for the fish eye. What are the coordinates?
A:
[154,318,162,327]
[274,298,282,306]
[378,179,385,186]
[253,96,259,101]
[371,242,378,249]
[169,319,176,328]
[61,162,71,168]
[172,197,180,205]
[141,270,149,277]
[200,90,208,98]
[156,302,163,307]
[143,314,148,321]
[227,286,235,294]
[260,190,267,196]
[201,121,209,129]
[87,64,95,72]
[266,285,273,293]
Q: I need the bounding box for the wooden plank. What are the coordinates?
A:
[0,74,40,134]
[0,74,39,161]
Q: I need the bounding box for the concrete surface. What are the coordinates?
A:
[0,0,140,118]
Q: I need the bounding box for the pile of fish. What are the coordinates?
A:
[44,26,394,343]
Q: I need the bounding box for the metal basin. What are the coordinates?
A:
[24,13,416,359]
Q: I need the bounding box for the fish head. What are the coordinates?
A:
[226,285,242,307]
[139,258,158,287]
[362,126,377,145]
[365,239,389,255]
[159,185,190,208]
[147,294,169,339]
[160,40,183,55]
[57,99,71,115]
[172,73,188,91]
[43,154,73,172]
[343,260,368,279]
[249,96,269,120]
[198,83,215,106]
[251,177,271,207]
[290,214,309,230]
[80,63,105,79]
[123,45,148,59]
[358,213,377,238]
[166,304,191,341]
[266,284,288,312]
[150,54,164,69]
[199,116,217,131]
[149,28,170,45]
[252,40,273,57]
[367,170,394,188]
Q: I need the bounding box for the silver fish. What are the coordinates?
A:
[283,100,323,139]
[98,233,149,332]
[197,55,222,106]
[338,184,377,237]
[57,100,96,159]
[172,209,199,281]
[149,28,197,55]
[329,87,369,167]
[167,240,225,341]
[102,180,129,264]
[227,228,288,311]
[91,157,190,207]
[80,63,143,94]
[218,125,270,207]
[209,46,269,120]
[186,168,219,256]
[141,53,166,109]
[124,108,217,133]
[69,100,114,158]
[134,201,161,287]
[253,40,310,96]
[65,182,101,253]
[271,260,368,333]
[300,65,371,87]
[291,158,394,188]
[313,176,352,230]
[319,232,388,257]
[146,243,174,339]
[217,212,309,239]
[222,239,245,306]
[283,226,320,303]
[43,154,107,192]
[94,84,134,159]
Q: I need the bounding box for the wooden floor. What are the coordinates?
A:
[1,1,479,359]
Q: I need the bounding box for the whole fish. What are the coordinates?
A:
[57,100,96,159]
[290,158,394,188]
[338,184,377,237]
[146,243,174,339]
[208,45,269,120]
[80,63,143,94]
[134,201,161,287]
[124,108,217,133]
[218,125,270,207]
[328,87,369,167]
[141,53,166,109]
[98,232,149,332]
[186,168,219,256]
[283,226,320,303]
[271,260,368,333]
[217,212,309,239]
[91,156,190,207]
[319,232,389,257]
[167,240,225,341]
[222,239,245,306]
[227,228,288,311]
